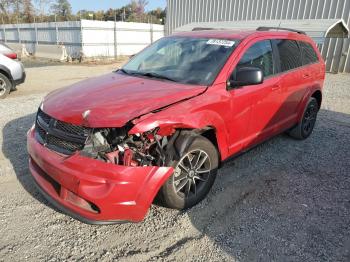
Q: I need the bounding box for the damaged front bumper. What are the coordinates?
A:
[27,128,174,224]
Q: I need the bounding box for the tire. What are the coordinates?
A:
[0,73,12,99]
[158,135,219,210]
[288,97,319,140]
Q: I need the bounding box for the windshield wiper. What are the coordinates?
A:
[132,71,178,82]
[118,69,177,82]
[118,68,131,75]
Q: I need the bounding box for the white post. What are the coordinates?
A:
[1,17,6,43]
[150,23,154,44]
[3,27,6,43]
[34,17,38,45]
[114,13,118,59]
[17,17,21,44]
[55,15,59,45]
[80,20,84,62]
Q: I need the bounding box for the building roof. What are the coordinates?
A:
[172,29,256,40]
[175,19,349,44]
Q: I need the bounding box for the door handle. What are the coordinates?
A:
[271,84,281,91]
[302,73,311,79]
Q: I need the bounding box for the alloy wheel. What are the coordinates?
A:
[302,103,317,135]
[173,149,212,198]
[0,78,6,96]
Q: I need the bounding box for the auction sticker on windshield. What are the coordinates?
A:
[206,39,235,47]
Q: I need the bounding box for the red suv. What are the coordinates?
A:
[27,28,325,224]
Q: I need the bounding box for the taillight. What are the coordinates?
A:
[5,53,17,59]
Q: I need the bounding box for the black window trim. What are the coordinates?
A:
[298,40,320,66]
[227,39,278,84]
[272,39,321,77]
[227,37,321,86]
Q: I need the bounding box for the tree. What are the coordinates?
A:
[0,0,12,23]
[23,0,35,23]
[51,0,72,20]
[35,0,53,21]
[136,0,148,15]
[0,0,165,24]
[148,7,166,24]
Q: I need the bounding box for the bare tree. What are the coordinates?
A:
[35,0,53,21]
[0,0,11,23]
[136,0,148,15]
[51,0,72,20]
[23,0,34,22]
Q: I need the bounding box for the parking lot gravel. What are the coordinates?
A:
[0,64,349,261]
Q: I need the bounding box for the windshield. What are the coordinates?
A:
[122,36,238,85]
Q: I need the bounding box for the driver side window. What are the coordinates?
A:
[236,40,274,78]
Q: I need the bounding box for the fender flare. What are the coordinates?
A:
[296,87,322,123]
[0,65,14,83]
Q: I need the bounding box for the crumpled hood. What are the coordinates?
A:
[42,72,206,127]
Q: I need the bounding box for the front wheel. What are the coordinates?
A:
[0,73,12,99]
[158,135,219,210]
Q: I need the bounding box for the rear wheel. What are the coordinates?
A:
[158,135,219,210]
[0,73,12,99]
[288,97,319,140]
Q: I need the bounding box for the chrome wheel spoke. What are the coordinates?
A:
[192,178,197,195]
[174,173,187,183]
[186,154,194,169]
[196,169,211,174]
[184,180,191,196]
[195,154,208,171]
[178,162,190,173]
[176,179,188,192]
[192,151,202,169]
[173,149,212,198]
[194,175,207,182]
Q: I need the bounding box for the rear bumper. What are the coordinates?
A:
[27,127,173,224]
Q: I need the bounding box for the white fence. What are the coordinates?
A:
[0,20,164,58]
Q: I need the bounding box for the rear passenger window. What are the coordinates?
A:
[299,41,319,65]
[236,40,274,77]
[275,40,302,72]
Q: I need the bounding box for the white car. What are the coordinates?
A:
[0,52,26,99]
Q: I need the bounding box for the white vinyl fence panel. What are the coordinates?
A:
[0,20,164,58]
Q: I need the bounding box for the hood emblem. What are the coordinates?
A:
[82,110,91,120]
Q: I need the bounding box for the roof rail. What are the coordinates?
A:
[256,26,306,35]
[192,27,215,31]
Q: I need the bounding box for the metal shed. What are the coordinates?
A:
[166,0,350,73]
[175,19,349,44]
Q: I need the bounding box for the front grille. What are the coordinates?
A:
[55,119,89,136]
[47,135,83,152]
[35,109,90,155]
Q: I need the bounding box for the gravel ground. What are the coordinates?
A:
[0,66,349,261]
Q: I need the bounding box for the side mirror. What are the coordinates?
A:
[228,67,264,89]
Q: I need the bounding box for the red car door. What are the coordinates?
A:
[272,39,306,131]
[241,40,284,148]
[227,39,284,153]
